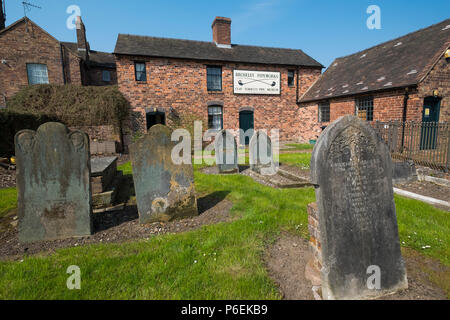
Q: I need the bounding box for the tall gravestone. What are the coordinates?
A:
[215,129,238,173]
[130,125,198,224]
[310,115,407,300]
[249,130,276,175]
[15,122,92,243]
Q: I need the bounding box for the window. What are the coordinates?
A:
[135,62,147,81]
[102,70,111,82]
[26,64,49,85]
[319,102,330,122]
[208,106,223,130]
[288,70,295,87]
[356,97,374,121]
[207,66,222,91]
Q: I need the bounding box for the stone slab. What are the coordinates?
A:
[15,122,92,243]
[310,115,408,300]
[130,125,198,224]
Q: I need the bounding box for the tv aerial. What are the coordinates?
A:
[22,1,41,31]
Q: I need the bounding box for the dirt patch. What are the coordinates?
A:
[265,233,448,300]
[395,180,450,203]
[0,191,234,260]
[264,233,315,299]
[0,166,16,189]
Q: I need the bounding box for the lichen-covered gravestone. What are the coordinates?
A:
[249,130,276,175]
[215,129,238,173]
[310,115,407,300]
[130,125,198,224]
[15,122,92,243]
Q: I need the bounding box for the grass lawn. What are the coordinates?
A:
[283,143,314,151]
[0,156,448,299]
[0,188,17,219]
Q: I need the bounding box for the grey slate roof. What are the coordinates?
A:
[300,19,450,103]
[114,34,323,68]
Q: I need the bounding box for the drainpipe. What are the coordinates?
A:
[400,88,409,150]
[60,43,67,84]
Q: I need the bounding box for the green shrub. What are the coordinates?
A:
[6,84,130,129]
[0,110,57,157]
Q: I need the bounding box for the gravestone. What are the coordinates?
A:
[130,125,198,224]
[310,115,407,300]
[215,129,238,173]
[249,130,276,175]
[15,122,92,243]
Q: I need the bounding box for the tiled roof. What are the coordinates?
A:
[300,19,450,103]
[114,34,323,68]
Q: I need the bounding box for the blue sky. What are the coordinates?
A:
[3,0,450,67]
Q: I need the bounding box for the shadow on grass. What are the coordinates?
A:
[197,190,230,215]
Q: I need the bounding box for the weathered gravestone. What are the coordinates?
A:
[310,115,407,300]
[249,130,277,175]
[130,125,198,224]
[215,129,238,173]
[15,122,92,243]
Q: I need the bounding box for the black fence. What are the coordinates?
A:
[372,121,450,172]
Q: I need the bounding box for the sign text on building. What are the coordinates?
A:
[233,70,280,95]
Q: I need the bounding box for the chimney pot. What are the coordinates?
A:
[212,16,231,47]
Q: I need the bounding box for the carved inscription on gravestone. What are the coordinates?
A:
[130,125,198,224]
[310,115,407,300]
[15,122,92,243]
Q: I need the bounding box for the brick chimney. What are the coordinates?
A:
[212,17,231,47]
[0,0,6,31]
[76,16,89,60]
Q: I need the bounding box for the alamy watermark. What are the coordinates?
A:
[367,265,381,290]
[366,5,381,30]
[66,5,81,30]
[66,265,81,290]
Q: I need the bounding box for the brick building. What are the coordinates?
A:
[114,17,323,147]
[298,19,450,142]
[0,16,116,107]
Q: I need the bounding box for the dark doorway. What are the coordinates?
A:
[420,97,440,150]
[239,110,254,145]
[146,111,166,130]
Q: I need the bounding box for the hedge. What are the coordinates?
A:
[0,110,57,157]
[6,84,129,129]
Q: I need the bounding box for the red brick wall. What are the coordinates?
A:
[418,53,450,122]
[0,19,83,105]
[87,67,118,86]
[116,54,321,146]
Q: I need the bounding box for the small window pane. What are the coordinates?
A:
[208,106,223,130]
[356,97,374,121]
[102,70,111,82]
[319,102,330,122]
[288,70,295,87]
[207,66,222,91]
[135,62,147,81]
[27,64,49,85]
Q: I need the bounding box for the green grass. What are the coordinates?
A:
[0,187,17,218]
[279,153,311,169]
[284,143,314,151]
[0,159,448,299]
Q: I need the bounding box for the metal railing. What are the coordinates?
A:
[372,121,450,172]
